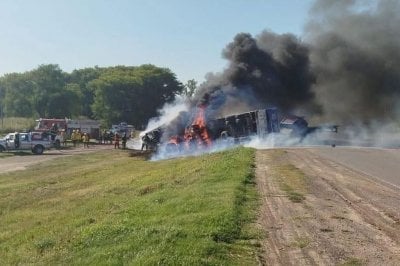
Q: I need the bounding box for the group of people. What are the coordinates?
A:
[66,129,128,149]
[48,126,140,150]
[70,129,90,148]
[113,132,128,149]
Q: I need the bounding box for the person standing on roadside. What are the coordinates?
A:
[76,130,82,147]
[71,130,77,147]
[114,133,120,149]
[83,133,90,148]
[121,133,127,149]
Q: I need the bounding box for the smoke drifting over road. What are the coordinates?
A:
[307,0,400,125]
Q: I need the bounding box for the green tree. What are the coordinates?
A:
[47,83,83,118]
[183,79,198,98]
[0,73,34,117]
[29,64,67,117]
[0,64,184,125]
[91,65,183,127]
[68,67,104,118]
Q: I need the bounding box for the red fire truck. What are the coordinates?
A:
[35,118,101,145]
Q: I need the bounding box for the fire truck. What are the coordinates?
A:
[35,118,101,146]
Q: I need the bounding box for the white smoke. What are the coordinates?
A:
[143,95,189,135]
[150,129,341,161]
[150,137,240,161]
[331,122,400,148]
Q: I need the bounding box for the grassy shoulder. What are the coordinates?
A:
[0,147,260,265]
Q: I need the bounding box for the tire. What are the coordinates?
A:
[32,145,44,155]
[0,145,5,152]
[220,131,229,139]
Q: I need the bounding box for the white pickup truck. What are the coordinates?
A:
[0,132,53,155]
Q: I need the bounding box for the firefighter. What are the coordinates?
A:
[75,129,82,147]
[71,130,77,147]
[83,133,90,148]
[114,133,120,149]
[121,133,127,149]
[141,133,150,151]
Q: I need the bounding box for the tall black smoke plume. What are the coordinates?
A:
[193,31,318,118]
[307,0,400,124]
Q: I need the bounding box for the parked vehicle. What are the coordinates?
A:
[35,118,101,140]
[0,132,53,154]
[110,122,135,137]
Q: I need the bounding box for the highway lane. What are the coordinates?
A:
[308,146,400,189]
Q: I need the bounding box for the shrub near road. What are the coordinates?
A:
[0,147,259,265]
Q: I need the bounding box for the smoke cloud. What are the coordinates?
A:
[192,0,400,127]
[157,31,318,142]
[307,0,400,125]
[193,31,318,118]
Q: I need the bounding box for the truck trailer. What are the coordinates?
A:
[143,107,281,151]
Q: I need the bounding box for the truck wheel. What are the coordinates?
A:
[0,145,5,152]
[33,145,44,155]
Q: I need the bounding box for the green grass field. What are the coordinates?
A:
[0,147,260,265]
[0,117,36,135]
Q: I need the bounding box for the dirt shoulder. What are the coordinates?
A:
[256,148,400,265]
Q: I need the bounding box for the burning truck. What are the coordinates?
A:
[143,104,338,156]
[143,106,281,154]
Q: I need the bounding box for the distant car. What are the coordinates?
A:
[0,132,53,155]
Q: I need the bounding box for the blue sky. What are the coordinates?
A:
[0,0,313,83]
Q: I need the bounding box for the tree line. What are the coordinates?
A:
[0,64,197,128]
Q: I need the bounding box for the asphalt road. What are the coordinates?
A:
[307,146,400,189]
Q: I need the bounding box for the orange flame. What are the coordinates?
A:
[183,106,212,149]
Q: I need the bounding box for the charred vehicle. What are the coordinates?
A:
[144,106,338,153]
[208,108,280,140]
[145,107,281,152]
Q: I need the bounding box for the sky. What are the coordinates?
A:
[0,0,314,83]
